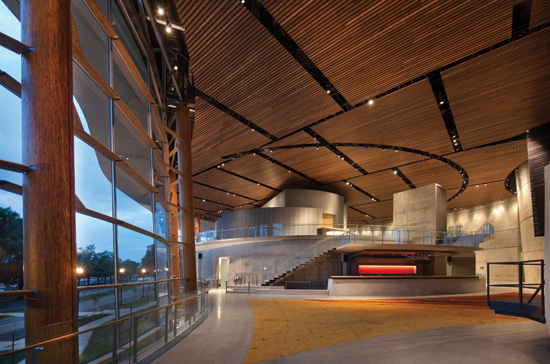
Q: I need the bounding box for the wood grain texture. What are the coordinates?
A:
[21,0,78,361]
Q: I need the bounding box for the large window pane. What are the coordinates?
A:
[114,107,151,183]
[74,63,111,149]
[115,166,153,231]
[153,155,166,200]
[113,50,149,132]
[111,3,147,82]
[76,213,115,285]
[75,137,113,215]
[72,0,109,81]
[154,200,167,239]
[117,227,156,312]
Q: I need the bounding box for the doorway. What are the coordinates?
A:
[217,256,230,289]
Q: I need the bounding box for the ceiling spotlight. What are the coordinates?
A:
[252,129,254,131]
[393,170,398,174]
[368,99,374,105]
[173,66,178,70]
[157,8,164,15]
[439,101,444,105]
[166,23,172,33]
[241,0,245,3]
[326,90,331,94]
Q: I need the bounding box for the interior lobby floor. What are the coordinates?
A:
[151,289,550,364]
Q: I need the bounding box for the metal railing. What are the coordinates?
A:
[0,283,211,363]
[487,260,545,323]
[198,222,494,245]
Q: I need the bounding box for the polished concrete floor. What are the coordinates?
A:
[152,289,550,364]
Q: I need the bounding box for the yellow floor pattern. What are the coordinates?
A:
[244,295,527,363]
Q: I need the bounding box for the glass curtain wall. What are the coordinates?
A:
[75,0,178,361]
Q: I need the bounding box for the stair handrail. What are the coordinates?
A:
[261,235,340,283]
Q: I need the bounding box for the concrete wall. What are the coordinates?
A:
[196,237,327,281]
[393,184,447,231]
[262,189,346,225]
[215,207,323,236]
[516,161,545,282]
[328,276,485,297]
[447,197,520,282]
[544,164,549,334]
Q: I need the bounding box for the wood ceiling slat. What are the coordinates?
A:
[351,170,411,202]
[399,159,460,191]
[338,147,426,174]
[192,98,271,174]
[268,130,318,148]
[193,168,278,201]
[447,140,527,186]
[316,184,378,207]
[270,147,360,184]
[193,183,250,207]
[264,0,512,105]
[312,80,452,155]
[177,0,342,137]
[443,29,550,149]
[447,184,513,210]
[349,200,394,224]
[223,154,316,191]
[531,0,550,29]
[193,200,231,214]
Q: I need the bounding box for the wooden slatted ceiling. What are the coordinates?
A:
[443,28,550,149]
[194,200,231,214]
[338,147,426,174]
[351,170,411,202]
[192,97,270,174]
[223,154,316,191]
[447,140,527,186]
[312,80,452,155]
[269,147,360,184]
[447,184,513,210]
[399,159,460,191]
[176,0,342,137]
[268,130,318,148]
[348,200,394,224]
[193,168,278,201]
[193,183,250,207]
[263,0,511,105]
[531,0,550,29]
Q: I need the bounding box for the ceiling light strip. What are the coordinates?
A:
[348,206,376,219]
[392,168,416,189]
[241,0,352,111]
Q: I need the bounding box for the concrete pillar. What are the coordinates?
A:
[544,163,549,333]
[516,161,545,282]
[175,105,197,293]
[21,0,78,362]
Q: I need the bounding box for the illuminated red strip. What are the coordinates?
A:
[358,265,416,274]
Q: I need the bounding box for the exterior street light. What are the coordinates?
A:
[76,267,84,286]
[141,268,147,298]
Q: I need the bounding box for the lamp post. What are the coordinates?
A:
[141,268,146,298]
[76,267,84,286]
[119,268,125,305]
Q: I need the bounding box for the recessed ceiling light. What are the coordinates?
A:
[326,90,330,93]
[173,66,178,70]
[368,99,374,105]
[393,170,398,174]
[157,8,164,15]
[439,101,444,105]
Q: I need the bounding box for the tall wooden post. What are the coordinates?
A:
[169,173,181,300]
[21,0,78,362]
[175,105,197,293]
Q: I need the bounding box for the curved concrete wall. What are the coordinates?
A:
[215,207,323,236]
[262,189,346,225]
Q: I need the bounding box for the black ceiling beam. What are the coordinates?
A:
[193,196,233,208]
[427,70,462,152]
[242,0,352,111]
[256,152,322,185]
[303,127,369,175]
[197,89,278,141]
[392,167,416,189]
[217,167,281,192]
[193,181,258,202]
[342,181,380,203]
[348,206,376,219]
[512,0,532,40]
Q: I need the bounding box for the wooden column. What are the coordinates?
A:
[194,215,201,243]
[175,105,197,293]
[169,173,181,300]
[21,0,78,362]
